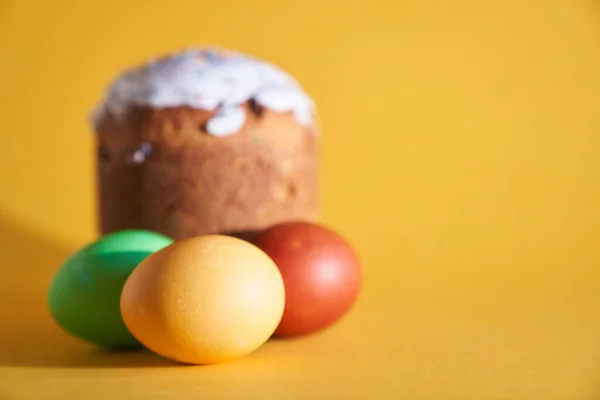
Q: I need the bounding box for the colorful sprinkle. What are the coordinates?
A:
[131,142,152,164]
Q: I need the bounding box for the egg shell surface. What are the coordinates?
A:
[252,221,361,337]
[48,230,173,348]
[120,235,285,365]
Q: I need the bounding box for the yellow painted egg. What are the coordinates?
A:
[120,235,285,365]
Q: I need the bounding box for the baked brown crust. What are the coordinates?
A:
[95,103,319,240]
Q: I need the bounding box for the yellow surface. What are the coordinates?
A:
[1,0,600,398]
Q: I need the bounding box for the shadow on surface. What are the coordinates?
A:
[0,217,177,368]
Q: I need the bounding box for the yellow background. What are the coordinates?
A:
[1,0,600,398]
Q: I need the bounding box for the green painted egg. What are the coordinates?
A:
[48,230,173,349]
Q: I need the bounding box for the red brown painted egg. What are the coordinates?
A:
[253,221,361,337]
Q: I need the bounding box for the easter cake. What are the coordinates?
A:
[92,48,319,240]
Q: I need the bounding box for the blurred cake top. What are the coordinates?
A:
[92,48,315,137]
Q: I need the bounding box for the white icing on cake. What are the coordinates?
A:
[92,48,315,136]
